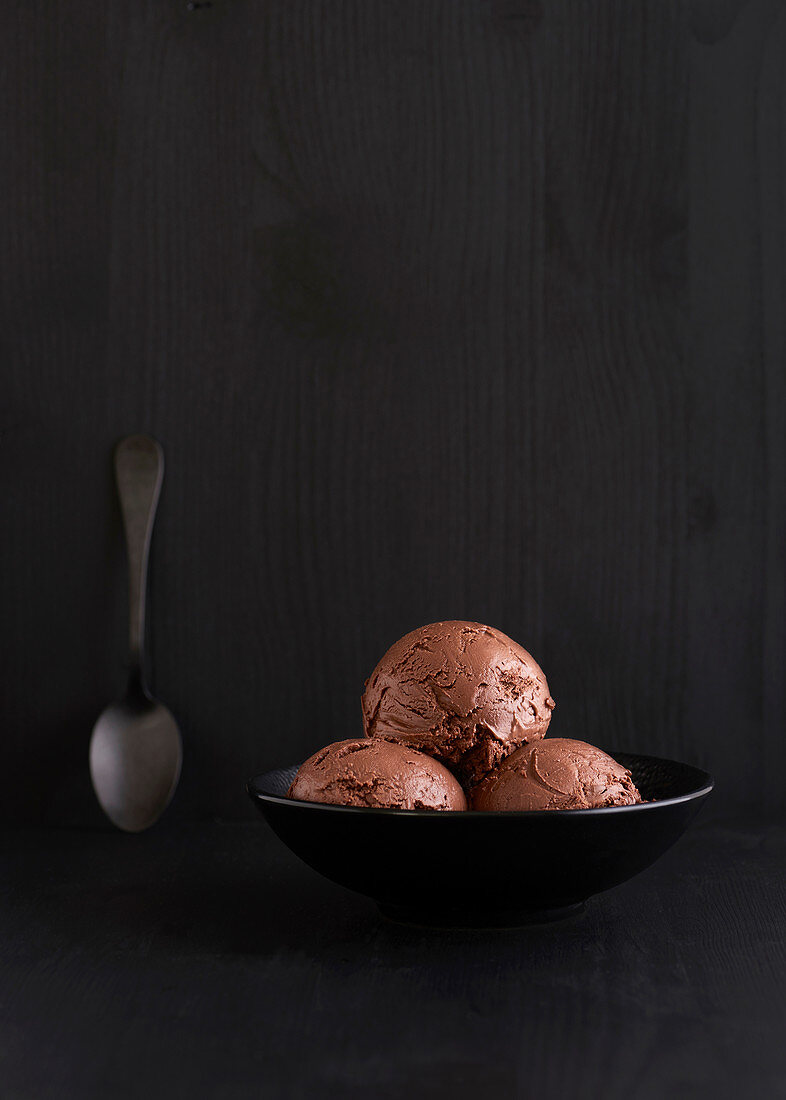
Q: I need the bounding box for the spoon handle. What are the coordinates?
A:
[114,435,164,685]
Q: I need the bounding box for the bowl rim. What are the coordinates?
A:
[246,750,714,819]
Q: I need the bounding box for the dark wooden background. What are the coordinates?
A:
[3,0,784,825]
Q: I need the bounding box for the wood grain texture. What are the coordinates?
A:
[0,821,784,1097]
[540,1,690,772]
[1,1,784,822]
[757,5,786,813]
[687,0,786,815]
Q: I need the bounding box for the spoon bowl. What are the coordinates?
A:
[90,692,182,832]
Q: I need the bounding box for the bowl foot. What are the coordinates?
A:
[377,901,586,929]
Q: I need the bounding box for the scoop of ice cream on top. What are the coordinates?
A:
[361,621,555,785]
[287,738,467,811]
[470,738,641,811]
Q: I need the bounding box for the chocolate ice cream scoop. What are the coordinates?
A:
[361,621,555,785]
[288,738,467,811]
[470,738,642,811]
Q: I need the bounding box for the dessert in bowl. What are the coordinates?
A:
[248,622,713,926]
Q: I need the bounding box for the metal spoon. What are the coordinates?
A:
[89,434,182,832]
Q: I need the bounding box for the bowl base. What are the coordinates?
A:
[377,901,586,929]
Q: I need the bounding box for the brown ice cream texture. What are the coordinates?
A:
[470,737,642,811]
[361,621,555,784]
[287,738,467,811]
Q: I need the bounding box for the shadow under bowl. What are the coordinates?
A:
[246,752,713,927]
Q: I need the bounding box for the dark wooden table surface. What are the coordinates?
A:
[2,815,784,1099]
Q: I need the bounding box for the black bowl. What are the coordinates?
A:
[247,752,713,927]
